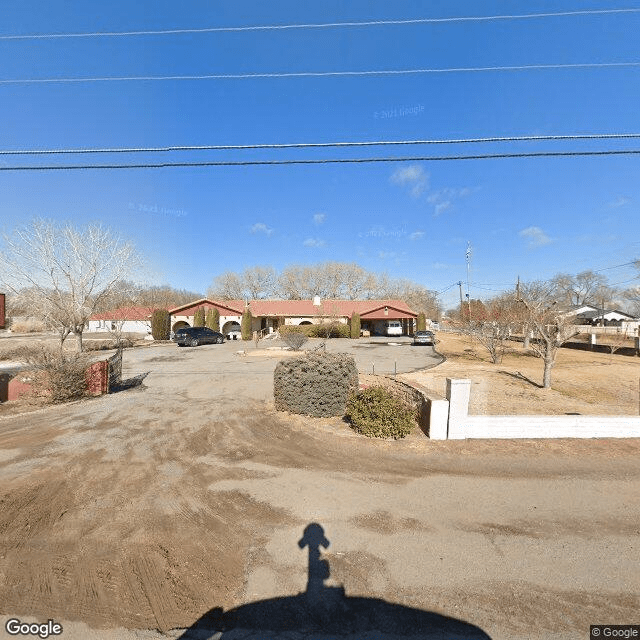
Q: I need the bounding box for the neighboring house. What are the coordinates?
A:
[169,297,418,336]
[87,306,155,333]
[566,304,639,333]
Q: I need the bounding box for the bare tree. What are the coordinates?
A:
[209,262,440,318]
[0,219,141,352]
[517,281,580,389]
[466,293,520,364]
[622,286,640,316]
[208,271,245,300]
[243,265,277,299]
[277,264,311,299]
[551,270,608,306]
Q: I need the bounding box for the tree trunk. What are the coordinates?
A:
[542,356,554,389]
[75,329,83,352]
[59,327,71,349]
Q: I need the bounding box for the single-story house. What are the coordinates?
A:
[87,306,155,333]
[568,304,638,327]
[564,304,639,335]
[169,297,418,337]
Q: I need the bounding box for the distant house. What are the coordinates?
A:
[168,297,418,337]
[566,304,639,334]
[87,306,155,333]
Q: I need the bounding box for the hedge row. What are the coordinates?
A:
[279,322,350,338]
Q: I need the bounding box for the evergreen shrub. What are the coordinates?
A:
[241,309,253,340]
[206,308,220,331]
[350,313,361,339]
[151,309,171,340]
[193,307,205,327]
[274,351,358,417]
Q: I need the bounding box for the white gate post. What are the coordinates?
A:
[446,378,471,439]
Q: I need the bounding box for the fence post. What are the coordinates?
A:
[589,333,597,350]
[446,378,471,439]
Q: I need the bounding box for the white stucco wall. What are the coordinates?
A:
[87,319,150,333]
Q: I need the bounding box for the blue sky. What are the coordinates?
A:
[1,0,639,310]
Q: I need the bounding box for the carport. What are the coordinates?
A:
[359,304,417,336]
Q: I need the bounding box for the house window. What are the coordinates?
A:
[111,321,116,331]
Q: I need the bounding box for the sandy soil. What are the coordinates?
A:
[0,340,639,639]
[405,331,640,415]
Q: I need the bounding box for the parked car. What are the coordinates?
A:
[225,324,242,340]
[385,320,403,336]
[174,326,225,347]
[413,330,435,346]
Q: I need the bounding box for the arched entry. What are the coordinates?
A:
[172,320,190,332]
[299,321,312,325]
[222,320,241,334]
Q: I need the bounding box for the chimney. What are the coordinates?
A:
[313,295,321,307]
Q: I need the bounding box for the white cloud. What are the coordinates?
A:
[409,231,425,240]
[378,250,397,259]
[313,213,326,225]
[434,201,452,216]
[608,196,630,208]
[432,262,451,270]
[303,237,325,248]
[250,222,274,236]
[519,226,553,247]
[390,164,428,198]
[427,186,472,216]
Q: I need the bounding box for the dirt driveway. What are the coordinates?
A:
[1,342,639,640]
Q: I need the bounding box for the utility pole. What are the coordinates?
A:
[458,281,464,308]
[516,275,520,301]
[466,242,472,322]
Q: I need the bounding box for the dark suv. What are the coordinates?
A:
[174,326,225,347]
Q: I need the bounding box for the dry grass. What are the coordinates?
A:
[404,331,640,416]
[9,319,47,333]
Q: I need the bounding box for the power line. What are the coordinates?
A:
[3,61,640,85]
[3,132,640,156]
[3,149,640,171]
[1,8,638,40]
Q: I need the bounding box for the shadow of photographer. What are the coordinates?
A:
[176,522,491,639]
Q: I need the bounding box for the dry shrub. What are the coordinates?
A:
[0,345,32,362]
[10,319,47,333]
[16,345,92,403]
[84,338,134,351]
[279,326,309,351]
[346,386,416,439]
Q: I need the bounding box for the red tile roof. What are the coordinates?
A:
[169,299,416,318]
[247,299,416,318]
[169,299,244,315]
[90,306,156,321]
